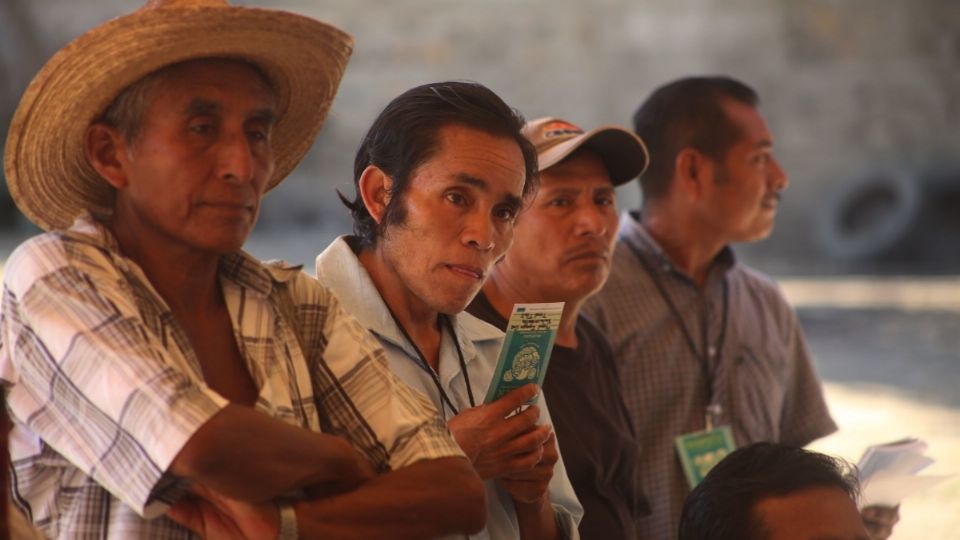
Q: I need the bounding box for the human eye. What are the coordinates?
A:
[548,197,572,208]
[189,122,214,135]
[445,190,470,206]
[247,129,269,143]
[246,120,272,144]
[752,152,771,167]
[493,204,519,222]
[595,194,616,207]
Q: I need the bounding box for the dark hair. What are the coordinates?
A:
[632,76,758,201]
[679,443,860,540]
[342,81,538,249]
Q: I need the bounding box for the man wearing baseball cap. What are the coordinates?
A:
[468,117,651,539]
[0,0,483,537]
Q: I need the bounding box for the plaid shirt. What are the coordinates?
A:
[0,215,462,539]
[582,211,837,540]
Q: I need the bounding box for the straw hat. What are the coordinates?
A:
[523,117,649,186]
[3,0,353,231]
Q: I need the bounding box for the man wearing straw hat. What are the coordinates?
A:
[0,1,485,538]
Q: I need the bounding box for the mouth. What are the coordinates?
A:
[445,264,484,280]
[564,246,610,263]
[199,202,255,214]
[761,193,782,210]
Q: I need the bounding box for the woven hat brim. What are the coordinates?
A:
[4,5,353,231]
[537,126,650,186]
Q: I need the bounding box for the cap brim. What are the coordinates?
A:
[537,125,649,186]
[4,5,353,231]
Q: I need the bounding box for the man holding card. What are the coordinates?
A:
[468,117,651,539]
[315,82,582,540]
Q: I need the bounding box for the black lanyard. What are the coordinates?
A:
[622,235,729,409]
[382,306,476,416]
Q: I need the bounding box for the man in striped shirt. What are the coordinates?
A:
[0,1,483,538]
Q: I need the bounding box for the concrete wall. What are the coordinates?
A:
[3,0,958,271]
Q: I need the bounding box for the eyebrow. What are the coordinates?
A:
[184,98,276,124]
[455,172,523,209]
[755,138,774,149]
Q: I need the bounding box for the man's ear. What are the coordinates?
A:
[85,122,130,190]
[674,148,713,200]
[358,165,393,224]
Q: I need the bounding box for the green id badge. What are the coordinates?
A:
[675,425,736,489]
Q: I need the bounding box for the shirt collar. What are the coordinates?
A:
[315,236,503,355]
[63,212,296,298]
[620,209,737,281]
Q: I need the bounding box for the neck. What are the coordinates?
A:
[641,205,725,287]
[359,245,442,369]
[109,221,223,315]
[483,271,580,349]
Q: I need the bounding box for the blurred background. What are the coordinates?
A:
[1,0,958,537]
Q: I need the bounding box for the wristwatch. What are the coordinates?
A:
[277,501,298,540]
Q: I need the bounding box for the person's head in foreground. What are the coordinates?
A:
[633,75,788,245]
[679,443,869,540]
[485,117,648,311]
[341,80,538,315]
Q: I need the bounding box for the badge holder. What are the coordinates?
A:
[675,404,736,489]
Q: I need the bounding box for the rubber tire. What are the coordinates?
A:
[815,170,922,261]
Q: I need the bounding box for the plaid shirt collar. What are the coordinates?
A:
[620,210,737,286]
[64,212,302,299]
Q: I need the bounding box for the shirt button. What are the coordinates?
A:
[707,346,717,357]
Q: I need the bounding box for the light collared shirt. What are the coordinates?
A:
[316,236,584,540]
[0,215,462,539]
[583,210,837,540]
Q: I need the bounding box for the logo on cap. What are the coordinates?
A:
[543,121,584,139]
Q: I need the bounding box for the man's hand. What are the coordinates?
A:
[862,505,900,540]
[167,485,279,540]
[497,432,559,504]
[447,384,552,479]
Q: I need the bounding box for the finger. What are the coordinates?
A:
[537,433,559,465]
[167,499,207,536]
[488,425,551,459]
[490,443,546,477]
[488,384,539,417]
[487,405,542,444]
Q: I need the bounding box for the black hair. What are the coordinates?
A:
[632,76,758,201]
[341,81,538,249]
[679,443,860,540]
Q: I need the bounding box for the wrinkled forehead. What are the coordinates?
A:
[142,57,276,104]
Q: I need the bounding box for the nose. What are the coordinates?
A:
[769,156,789,192]
[461,210,496,251]
[574,204,610,237]
[218,130,255,184]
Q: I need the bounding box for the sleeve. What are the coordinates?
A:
[1,241,229,518]
[776,303,838,448]
[537,392,585,538]
[288,275,464,471]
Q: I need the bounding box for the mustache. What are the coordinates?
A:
[563,240,612,261]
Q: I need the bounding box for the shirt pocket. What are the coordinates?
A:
[731,343,787,443]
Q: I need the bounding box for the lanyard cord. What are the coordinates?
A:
[382,305,476,415]
[622,235,729,406]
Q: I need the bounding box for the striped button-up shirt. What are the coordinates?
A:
[583,211,836,540]
[0,215,462,539]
